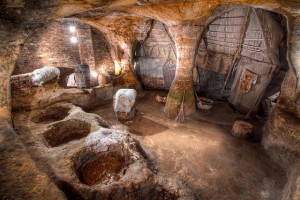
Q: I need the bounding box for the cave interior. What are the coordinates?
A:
[0,1,300,200]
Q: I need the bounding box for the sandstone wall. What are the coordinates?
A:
[1,1,300,199]
[135,20,176,90]
[0,20,26,119]
[13,19,113,76]
[92,30,114,74]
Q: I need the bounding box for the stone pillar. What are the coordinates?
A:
[83,18,152,90]
[164,20,205,119]
[288,16,300,114]
[280,16,300,118]
[289,16,300,92]
[108,39,142,89]
[0,21,26,121]
[263,16,300,200]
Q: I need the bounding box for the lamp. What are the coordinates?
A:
[69,25,76,33]
[70,36,77,43]
[91,71,98,78]
[114,61,122,76]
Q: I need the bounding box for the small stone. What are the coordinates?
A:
[232,120,253,140]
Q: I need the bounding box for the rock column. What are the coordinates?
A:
[0,21,25,121]
[274,16,300,120]
[108,39,142,89]
[263,16,300,200]
[164,20,204,118]
[83,18,152,90]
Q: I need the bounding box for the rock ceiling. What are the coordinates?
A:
[53,0,300,20]
[1,0,300,26]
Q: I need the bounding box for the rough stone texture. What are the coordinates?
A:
[262,15,300,199]
[92,29,114,75]
[263,14,300,193]
[13,20,112,77]
[289,16,300,91]
[92,91,288,200]
[232,120,254,140]
[263,69,300,200]
[164,21,205,118]
[12,102,192,199]
[11,81,114,111]
[76,13,153,90]
[282,163,300,200]
[2,0,300,117]
[114,89,137,113]
[1,0,300,199]
[0,119,65,200]
[0,20,26,119]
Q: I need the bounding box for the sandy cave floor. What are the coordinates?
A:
[91,91,287,200]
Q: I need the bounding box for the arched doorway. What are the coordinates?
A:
[193,7,289,118]
[12,19,114,89]
[133,20,176,91]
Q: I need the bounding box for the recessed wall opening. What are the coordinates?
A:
[12,19,114,89]
[193,7,289,119]
[133,20,177,91]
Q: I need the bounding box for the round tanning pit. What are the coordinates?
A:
[44,119,91,147]
[75,151,127,186]
[31,106,71,123]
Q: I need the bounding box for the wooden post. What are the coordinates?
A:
[220,7,251,98]
[245,8,280,118]
[252,8,274,64]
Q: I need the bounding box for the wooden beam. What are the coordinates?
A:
[220,7,251,98]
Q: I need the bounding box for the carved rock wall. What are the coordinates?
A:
[1,1,300,199]
[164,21,205,118]
[92,30,114,75]
[0,20,26,119]
[13,20,112,75]
[135,20,177,90]
[80,15,152,90]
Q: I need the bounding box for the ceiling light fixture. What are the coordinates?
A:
[69,25,76,33]
[70,36,77,43]
[91,71,98,78]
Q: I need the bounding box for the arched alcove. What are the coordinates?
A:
[133,20,176,90]
[193,7,289,118]
[12,19,114,88]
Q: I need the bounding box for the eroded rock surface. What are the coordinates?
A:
[1,0,300,199]
[12,102,193,199]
